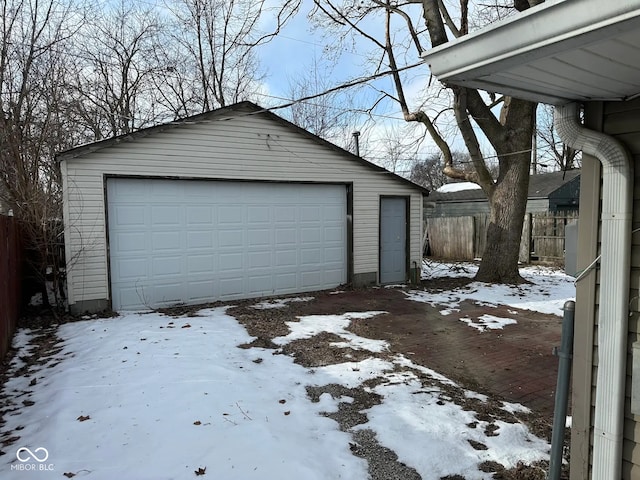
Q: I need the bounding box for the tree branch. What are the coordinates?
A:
[419,0,449,47]
[371,0,424,53]
[438,0,461,37]
[270,61,424,111]
[452,88,495,193]
[458,87,507,152]
[313,0,385,50]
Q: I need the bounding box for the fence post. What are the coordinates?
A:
[0,215,21,359]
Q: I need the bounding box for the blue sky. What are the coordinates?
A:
[253,0,441,172]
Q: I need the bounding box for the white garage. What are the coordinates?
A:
[59,101,426,313]
[107,178,346,310]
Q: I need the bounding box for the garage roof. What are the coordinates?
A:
[57,101,428,195]
[422,0,640,105]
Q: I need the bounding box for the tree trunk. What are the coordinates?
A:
[475,98,536,284]
[476,160,530,283]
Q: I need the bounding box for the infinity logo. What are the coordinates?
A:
[16,447,49,463]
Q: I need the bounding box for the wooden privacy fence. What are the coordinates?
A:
[530,211,579,262]
[0,215,22,359]
[426,211,579,263]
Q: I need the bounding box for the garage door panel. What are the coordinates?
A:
[248,251,271,268]
[301,271,323,288]
[300,206,321,221]
[219,230,243,247]
[152,231,181,250]
[185,182,214,198]
[248,229,271,246]
[248,275,273,293]
[152,181,181,197]
[324,227,344,242]
[153,283,184,304]
[113,232,146,252]
[187,280,216,302]
[187,231,214,249]
[187,255,214,274]
[187,206,214,224]
[325,269,345,284]
[219,206,243,224]
[275,273,296,290]
[152,256,182,277]
[115,258,148,280]
[219,278,243,297]
[108,178,347,310]
[301,248,322,264]
[151,205,181,225]
[115,288,145,310]
[301,227,322,243]
[324,205,344,221]
[248,206,270,223]
[275,206,296,222]
[276,229,296,244]
[276,250,297,266]
[219,253,243,271]
[325,246,345,263]
[114,206,146,226]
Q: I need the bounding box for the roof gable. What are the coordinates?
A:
[57,102,428,194]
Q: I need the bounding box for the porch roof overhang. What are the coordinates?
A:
[422,0,640,105]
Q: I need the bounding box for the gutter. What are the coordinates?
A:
[554,102,633,479]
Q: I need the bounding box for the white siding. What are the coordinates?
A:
[61,109,423,308]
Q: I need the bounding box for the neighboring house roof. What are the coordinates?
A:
[429,169,580,203]
[56,101,429,195]
[423,0,640,105]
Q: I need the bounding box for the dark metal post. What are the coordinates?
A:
[548,300,575,480]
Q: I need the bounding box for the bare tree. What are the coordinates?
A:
[311,0,541,283]
[0,0,86,307]
[73,1,164,139]
[283,57,365,152]
[536,103,580,172]
[162,0,300,115]
[409,153,447,191]
[373,124,415,174]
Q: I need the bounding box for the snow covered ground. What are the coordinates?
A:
[417,260,576,317]
[0,262,575,479]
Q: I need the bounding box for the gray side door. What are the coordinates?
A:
[380,197,407,284]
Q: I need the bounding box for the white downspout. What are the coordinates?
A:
[554,102,633,479]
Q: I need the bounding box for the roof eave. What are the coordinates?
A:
[56,102,429,195]
[422,0,640,105]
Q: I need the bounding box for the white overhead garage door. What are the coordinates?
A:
[107,178,347,310]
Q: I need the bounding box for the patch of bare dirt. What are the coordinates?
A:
[227,285,569,479]
[281,332,378,367]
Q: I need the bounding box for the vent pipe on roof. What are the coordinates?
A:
[554,102,633,480]
[352,131,361,157]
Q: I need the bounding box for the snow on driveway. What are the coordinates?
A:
[1,295,554,479]
[2,310,367,479]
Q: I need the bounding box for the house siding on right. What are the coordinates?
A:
[572,99,640,479]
